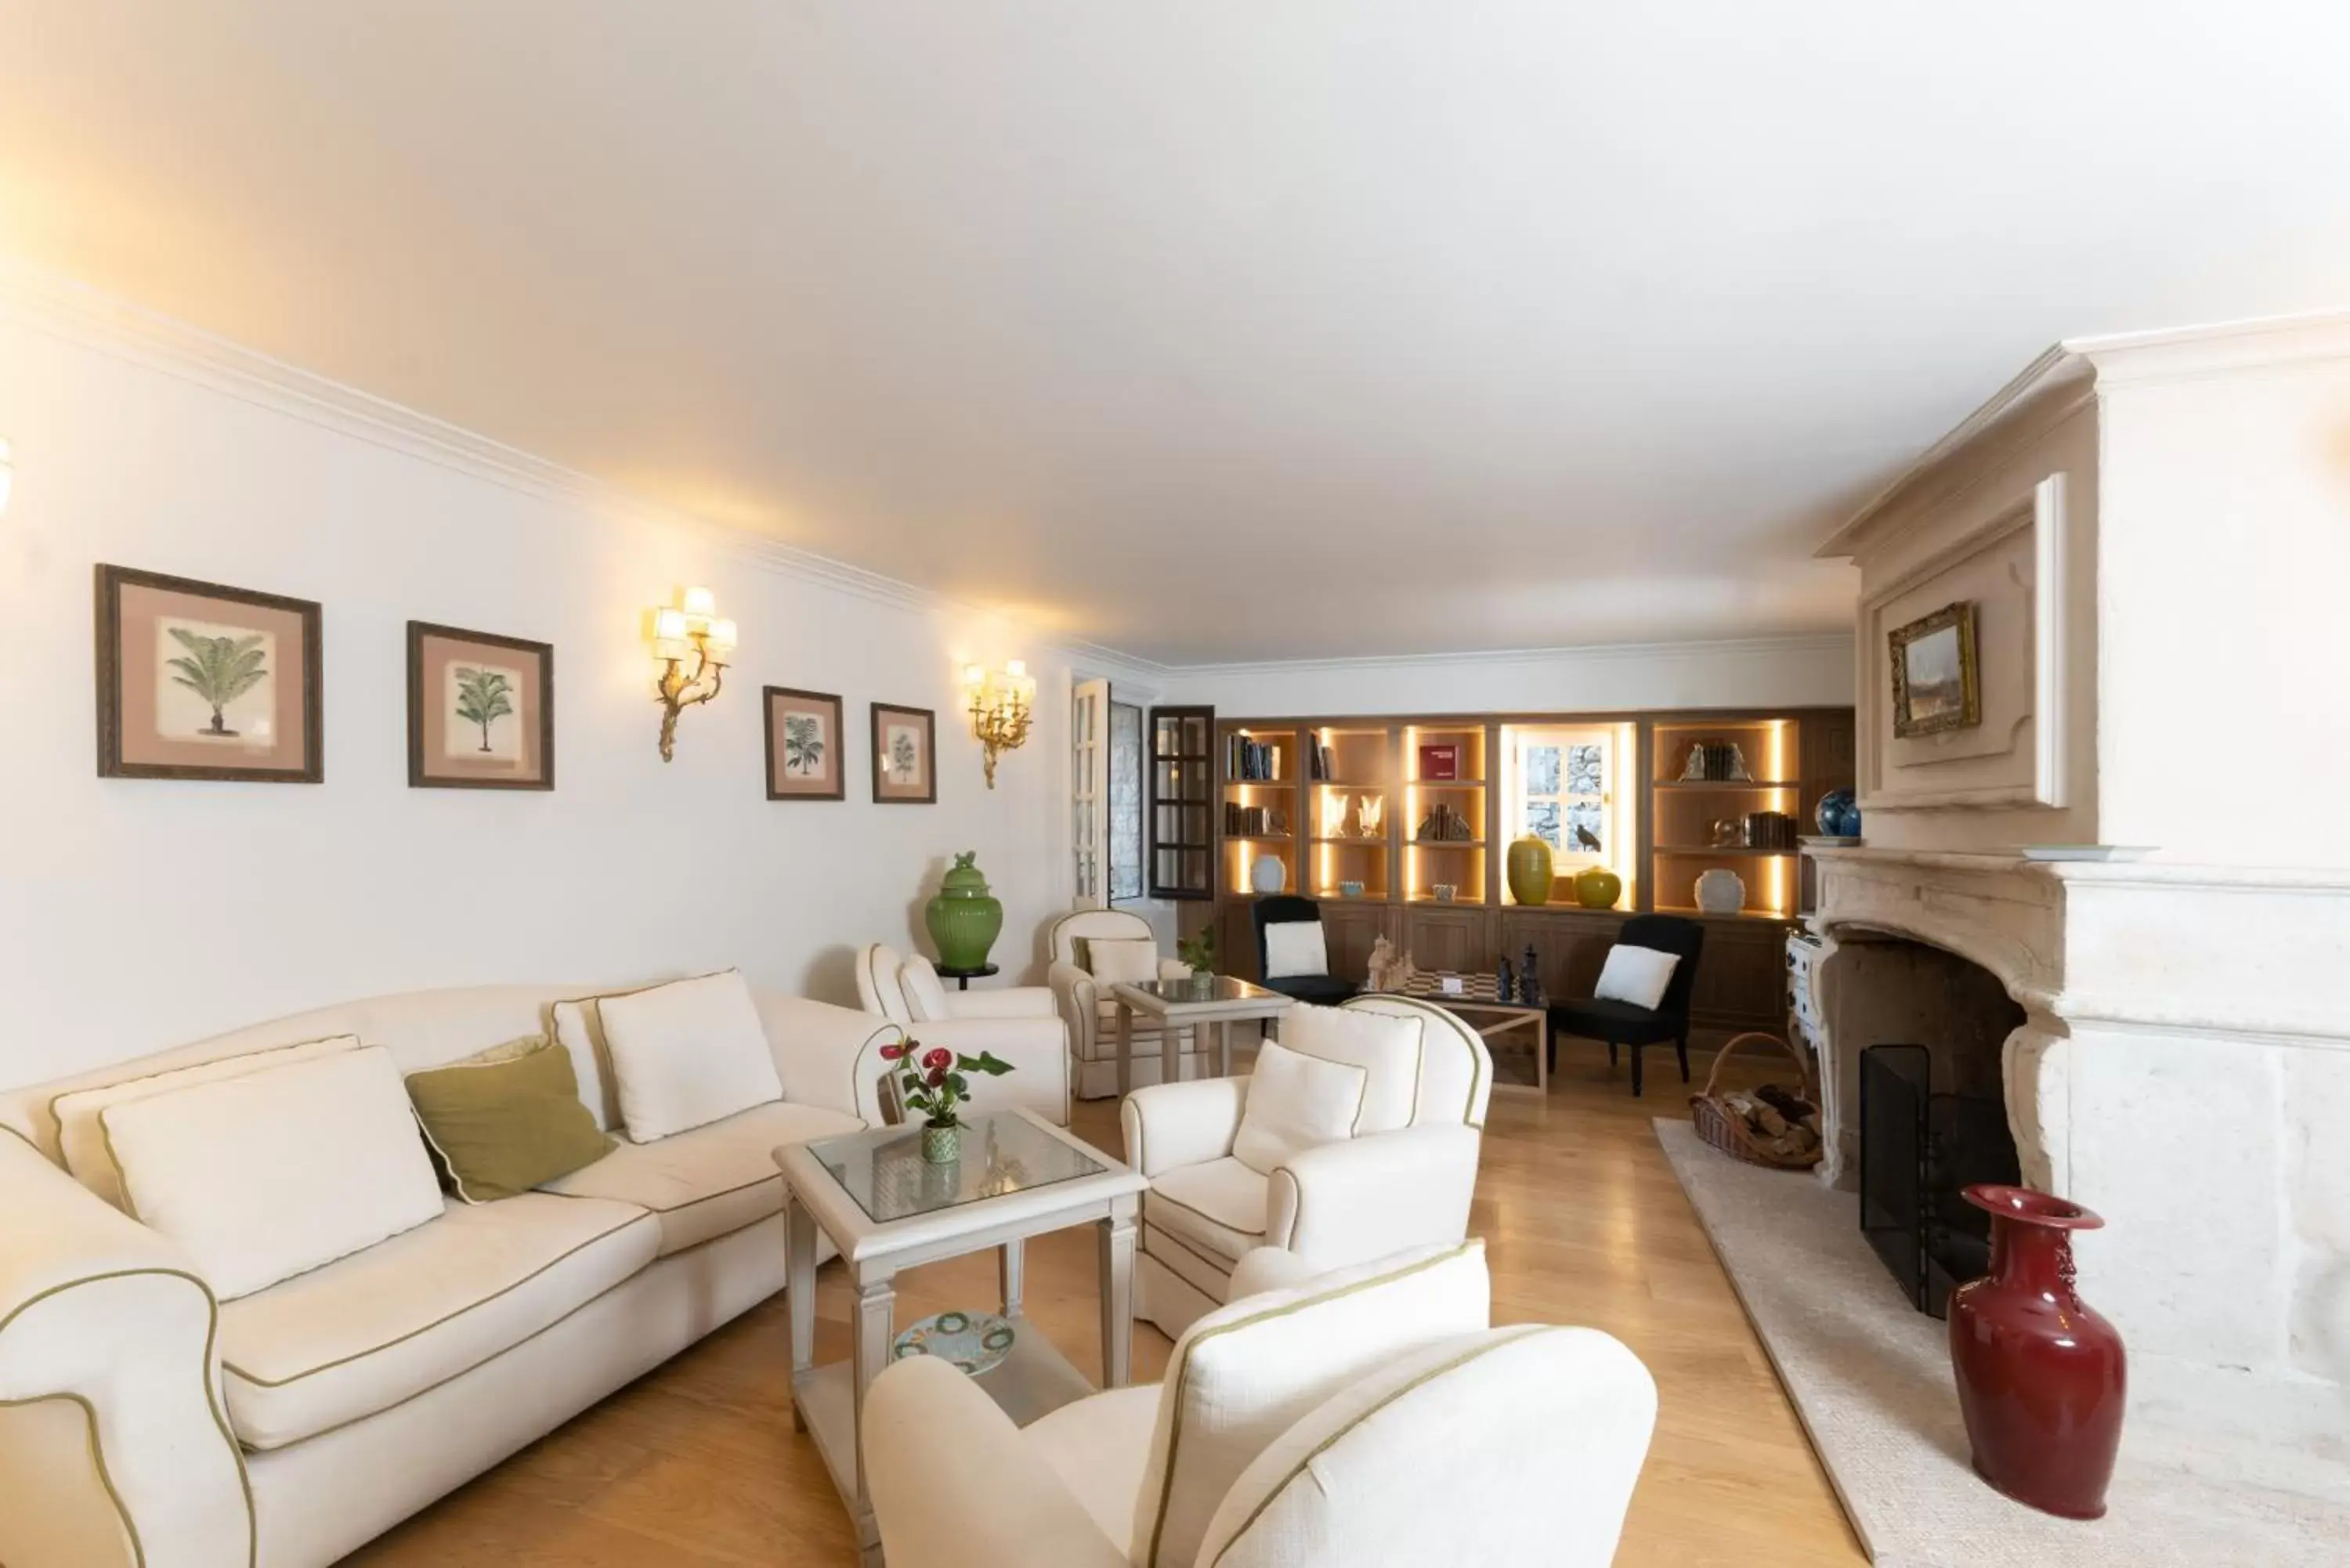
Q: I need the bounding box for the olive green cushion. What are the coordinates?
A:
[406,1038,613,1203]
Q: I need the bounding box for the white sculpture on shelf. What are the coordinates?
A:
[1252,853,1287,895]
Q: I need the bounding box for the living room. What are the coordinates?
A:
[4,7,2348,1567]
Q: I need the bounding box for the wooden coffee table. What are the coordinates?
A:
[776,1109,1145,1565]
[1393,973,1550,1094]
[1110,974,1294,1095]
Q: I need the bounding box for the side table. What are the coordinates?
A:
[776,1109,1144,1566]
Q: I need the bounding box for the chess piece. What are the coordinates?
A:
[1518,944,1542,1008]
[1497,955,1515,1003]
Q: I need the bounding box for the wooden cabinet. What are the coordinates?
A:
[1318,901,1395,984]
[1687,917,1790,1033]
[1401,905,1495,976]
[1498,908,1623,1003]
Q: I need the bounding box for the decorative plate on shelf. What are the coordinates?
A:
[891,1310,1017,1376]
[1798,835,1865,849]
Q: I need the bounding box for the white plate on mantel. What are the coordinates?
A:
[2017,845,2154,862]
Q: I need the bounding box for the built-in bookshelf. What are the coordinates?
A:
[1194,706,1854,1037]
[1648,717,1803,922]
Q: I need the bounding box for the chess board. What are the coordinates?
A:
[1394,972,1540,1012]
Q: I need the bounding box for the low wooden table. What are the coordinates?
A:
[1392,973,1550,1094]
[776,1109,1145,1566]
[1111,974,1294,1095]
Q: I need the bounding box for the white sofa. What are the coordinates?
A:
[864,1241,1658,1568]
[0,981,898,1568]
[1121,995,1491,1339]
[1044,909,1204,1100]
[853,943,1072,1124]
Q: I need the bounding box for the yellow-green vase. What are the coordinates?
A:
[1506,836,1555,906]
[1574,865,1623,910]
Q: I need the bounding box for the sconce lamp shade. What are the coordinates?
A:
[707,618,738,654]
[681,585,717,616]
[653,607,689,643]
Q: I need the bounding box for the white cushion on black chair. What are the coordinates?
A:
[1263,923,1329,981]
[1593,946,1679,1011]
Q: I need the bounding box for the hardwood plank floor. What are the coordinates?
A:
[345,1044,1864,1566]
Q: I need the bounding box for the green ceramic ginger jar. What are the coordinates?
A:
[925,851,1003,970]
[1506,835,1555,906]
[1574,865,1624,910]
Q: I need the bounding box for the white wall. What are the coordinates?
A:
[1154,634,1853,718]
[0,306,1077,1086]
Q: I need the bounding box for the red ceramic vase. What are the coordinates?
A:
[1948,1184,2126,1519]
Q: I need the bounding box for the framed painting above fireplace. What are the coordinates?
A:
[1887,599,1981,739]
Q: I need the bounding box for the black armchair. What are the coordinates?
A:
[1251,894,1357,1005]
[1548,914,1706,1097]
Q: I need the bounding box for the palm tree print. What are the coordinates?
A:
[166,627,268,737]
[453,666,516,753]
[889,728,919,783]
[782,713,826,776]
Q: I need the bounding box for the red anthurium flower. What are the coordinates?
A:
[879,1042,907,1060]
[922,1047,952,1071]
[927,1065,948,1088]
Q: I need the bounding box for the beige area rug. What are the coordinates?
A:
[1654,1119,2350,1568]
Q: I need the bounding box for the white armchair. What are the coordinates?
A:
[863,1241,1657,1568]
[1045,910,1198,1100]
[1119,995,1491,1339]
[854,945,1072,1125]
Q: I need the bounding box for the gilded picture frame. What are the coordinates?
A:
[1888,599,1981,739]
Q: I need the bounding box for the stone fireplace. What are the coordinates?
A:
[1804,312,2350,1483]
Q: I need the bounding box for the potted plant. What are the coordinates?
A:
[1176,927,1217,997]
[880,1037,1015,1163]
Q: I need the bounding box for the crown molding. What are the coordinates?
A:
[0,257,985,627]
[1158,631,1852,681]
[1816,343,2090,561]
[1820,304,2350,561]
[2063,305,2350,388]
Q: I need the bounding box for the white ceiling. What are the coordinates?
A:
[5,3,2349,665]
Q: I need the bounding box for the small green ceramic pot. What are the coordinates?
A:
[1574,865,1624,909]
[920,1122,961,1165]
[1506,836,1555,906]
[925,851,1003,970]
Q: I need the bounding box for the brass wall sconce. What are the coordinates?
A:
[962,659,1035,789]
[650,585,736,761]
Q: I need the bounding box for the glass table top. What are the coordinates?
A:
[1122,974,1283,1004]
[809,1112,1109,1225]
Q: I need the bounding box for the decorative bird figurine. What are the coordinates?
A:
[1574,825,1602,853]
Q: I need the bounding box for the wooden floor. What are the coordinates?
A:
[345,1046,1865,1566]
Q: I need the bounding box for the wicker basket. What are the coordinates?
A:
[1690,1031,1822,1172]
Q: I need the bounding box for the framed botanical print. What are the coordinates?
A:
[870,702,937,804]
[1889,599,1981,739]
[407,622,555,789]
[96,564,324,782]
[765,685,844,800]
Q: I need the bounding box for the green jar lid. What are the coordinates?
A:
[938,851,992,898]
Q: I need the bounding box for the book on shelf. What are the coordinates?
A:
[1222,801,1289,837]
[1307,741,1336,781]
[1224,734,1285,782]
